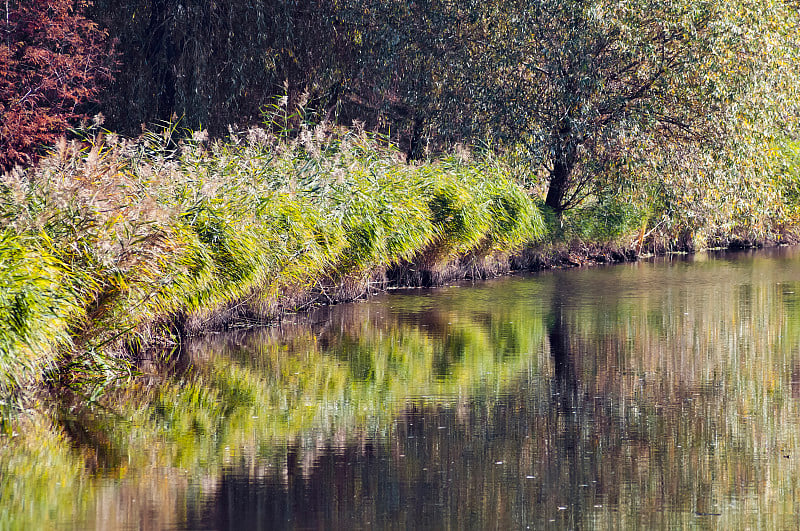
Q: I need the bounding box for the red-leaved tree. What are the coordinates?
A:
[0,0,114,171]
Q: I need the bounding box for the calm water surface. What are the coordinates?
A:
[6,248,800,529]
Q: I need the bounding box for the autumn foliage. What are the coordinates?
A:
[0,0,114,171]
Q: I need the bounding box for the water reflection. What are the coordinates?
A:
[5,247,800,528]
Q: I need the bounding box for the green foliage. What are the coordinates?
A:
[327,168,436,272]
[467,0,798,215]
[428,175,490,253]
[774,140,800,224]
[563,192,647,245]
[0,232,79,395]
[0,122,545,397]
[83,0,800,237]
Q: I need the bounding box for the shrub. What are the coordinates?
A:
[0,0,114,170]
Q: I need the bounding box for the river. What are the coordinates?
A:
[5,247,800,529]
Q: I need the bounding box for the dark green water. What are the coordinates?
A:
[5,247,800,529]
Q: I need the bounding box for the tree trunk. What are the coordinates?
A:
[406,116,424,162]
[548,300,579,412]
[544,160,571,216]
[146,0,176,120]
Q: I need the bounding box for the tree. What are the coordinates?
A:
[463,1,712,213]
[327,1,470,159]
[86,0,347,136]
[87,0,483,156]
[335,0,798,216]
[82,0,798,209]
[467,0,800,215]
[0,0,114,170]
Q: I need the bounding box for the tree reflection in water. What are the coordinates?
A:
[6,248,800,529]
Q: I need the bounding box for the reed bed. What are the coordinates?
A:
[0,122,545,399]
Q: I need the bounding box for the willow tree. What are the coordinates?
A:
[471,0,799,215]
[328,1,481,158]
[86,0,350,135]
[83,0,797,202]
[86,0,486,152]
[323,0,798,210]
[86,0,458,140]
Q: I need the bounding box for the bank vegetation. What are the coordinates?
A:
[0,116,548,401]
[1,0,800,403]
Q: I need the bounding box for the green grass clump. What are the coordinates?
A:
[0,122,545,398]
[428,175,490,253]
[0,232,80,395]
[563,193,648,245]
[327,168,438,273]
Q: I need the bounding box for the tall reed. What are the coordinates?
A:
[0,121,546,399]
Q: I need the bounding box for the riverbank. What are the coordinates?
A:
[0,123,796,403]
[7,244,800,530]
[1,124,547,401]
